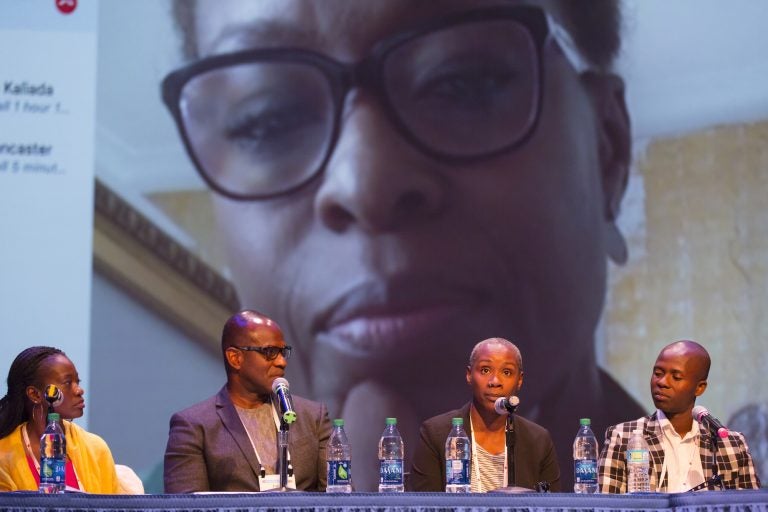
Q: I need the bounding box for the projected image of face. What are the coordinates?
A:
[165,0,639,490]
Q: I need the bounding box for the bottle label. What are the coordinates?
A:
[446,459,470,485]
[574,459,597,484]
[627,449,649,463]
[327,460,351,486]
[40,456,65,484]
[379,459,403,485]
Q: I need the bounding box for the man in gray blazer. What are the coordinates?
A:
[163,310,332,493]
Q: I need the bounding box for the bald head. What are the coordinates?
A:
[469,337,522,369]
[657,340,711,381]
[221,309,283,353]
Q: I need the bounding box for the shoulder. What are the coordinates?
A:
[721,430,751,450]
[293,395,326,415]
[515,414,554,441]
[0,425,23,456]
[171,393,220,422]
[65,422,112,454]
[420,407,466,435]
[605,415,652,440]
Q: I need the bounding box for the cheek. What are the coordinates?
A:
[213,198,308,301]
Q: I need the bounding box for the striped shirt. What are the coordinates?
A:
[472,443,505,492]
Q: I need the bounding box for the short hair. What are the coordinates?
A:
[0,346,65,439]
[171,1,623,73]
[469,337,523,370]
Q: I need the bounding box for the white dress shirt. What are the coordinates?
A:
[656,409,705,492]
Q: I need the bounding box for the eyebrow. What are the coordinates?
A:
[205,19,322,56]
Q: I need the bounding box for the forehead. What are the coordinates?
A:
[243,324,285,346]
[654,348,701,374]
[472,344,519,366]
[194,0,551,58]
[38,354,76,378]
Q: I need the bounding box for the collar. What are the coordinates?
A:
[656,409,699,442]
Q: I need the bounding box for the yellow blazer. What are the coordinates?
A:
[0,421,119,493]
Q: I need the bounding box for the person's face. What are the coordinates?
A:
[226,324,289,396]
[466,343,523,415]
[192,0,629,404]
[650,348,707,416]
[28,354,85,420]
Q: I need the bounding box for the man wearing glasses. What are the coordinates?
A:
[164,0,644,490]
[163,310,331,492]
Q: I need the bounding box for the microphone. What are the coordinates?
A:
[44,384,63,408]
[692,405,729,439]
[271,378,297,424]
[494,395,520,415]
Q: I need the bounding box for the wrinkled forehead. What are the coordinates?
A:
[194,0,553,59]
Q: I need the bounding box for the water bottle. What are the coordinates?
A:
[326,418,352,493]
[39,412,66,494]
[378,417,404,492]
[626,429,651,493]
[573,418,599,494]
[445,417,471,493]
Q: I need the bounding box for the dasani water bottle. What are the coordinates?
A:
[573,418,599,493]
[326,418,352,492]
[445,417,471,493]
[378,417,404,492]
[39,412,66,494]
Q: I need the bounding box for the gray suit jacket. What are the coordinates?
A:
[409,402,561,491]
[164,386,331,493]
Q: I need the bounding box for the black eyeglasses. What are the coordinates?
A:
[162,5,588,200]
[233,345,292,361]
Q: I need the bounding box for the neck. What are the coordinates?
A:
[26,412,47,440]
[663,409,694,437]
[470,402,507,432]
[227,384,270,409]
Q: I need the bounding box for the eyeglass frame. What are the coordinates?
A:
[161,5,592,201]
[231,345,292,361]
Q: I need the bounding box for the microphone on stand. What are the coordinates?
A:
[272,377,297,424]
[494,395,520,415]
[692,405,729,439]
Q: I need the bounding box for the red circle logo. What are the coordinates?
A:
[55,0,77,14]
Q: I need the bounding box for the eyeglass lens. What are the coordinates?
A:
[177,19,538,197]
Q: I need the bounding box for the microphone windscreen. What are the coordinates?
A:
[272,377,289,393]
[44,384,63,408]
[494,395,520,415]
[691,405,708,421]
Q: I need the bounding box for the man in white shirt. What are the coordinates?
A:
[598,340,761,493]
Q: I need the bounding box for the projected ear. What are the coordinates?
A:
[583,72,630,264]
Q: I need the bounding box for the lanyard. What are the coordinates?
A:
[238,401,295,488]
[468,411,507,491]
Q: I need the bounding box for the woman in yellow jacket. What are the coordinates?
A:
[0,346,119,493]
